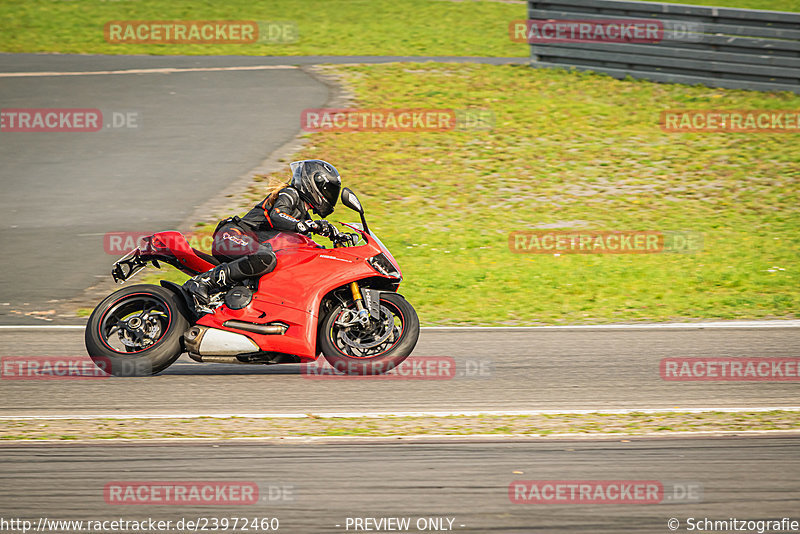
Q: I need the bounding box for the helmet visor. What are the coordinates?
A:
[290,160,340,217]
[311,174,341,217]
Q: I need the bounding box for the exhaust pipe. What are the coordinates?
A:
[222,320,288,335]
[183,325,259,356]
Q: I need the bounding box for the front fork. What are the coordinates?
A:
[349,281,371,327]
[333,282,372,328]
[334,281,376,328]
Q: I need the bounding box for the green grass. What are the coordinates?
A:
[1,411,798,440]
[141,64,800,324]
[215,63,797,325]
[11,1,794,325]
[0,0,526,56]
[1,0,798,57]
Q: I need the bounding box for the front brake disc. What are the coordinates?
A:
[338,306,394,349]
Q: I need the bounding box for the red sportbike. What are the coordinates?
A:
[85,188,419,376]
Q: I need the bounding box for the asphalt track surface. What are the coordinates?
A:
[1,328,797,417]
[2,53,798,534]
[1,437,798,533]
[0,54,525,324]
[0,54,527,73]
[0,54,330,317]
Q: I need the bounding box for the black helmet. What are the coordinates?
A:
[289,160,341,218]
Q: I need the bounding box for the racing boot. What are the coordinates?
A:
[183,263,232,303]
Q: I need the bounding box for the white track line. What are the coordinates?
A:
[1,319,799,330]
[422,320,800,330]
[2,406,798,421]
[0,65,297,78]
[4,429,800,445]
[0,325,85,330]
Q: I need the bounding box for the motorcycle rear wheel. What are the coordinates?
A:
[85,284,188,376]
[319,292,419,375]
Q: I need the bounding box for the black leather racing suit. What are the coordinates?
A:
[210,186,311,284]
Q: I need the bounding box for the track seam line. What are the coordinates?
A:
[0,65,298,78]
[2,406,799,420]
[1,319,799,330]
[2,429,799,445]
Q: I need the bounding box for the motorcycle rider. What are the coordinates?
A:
[183,159,342,302]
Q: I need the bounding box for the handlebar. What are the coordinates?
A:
[331,226,360,248]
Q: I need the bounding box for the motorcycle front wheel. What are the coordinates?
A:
[318,292,420,375]
[85,284,189,376]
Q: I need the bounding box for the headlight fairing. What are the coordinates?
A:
[367,253,401,279]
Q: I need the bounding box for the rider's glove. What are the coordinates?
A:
[298,219,335,238]
[296,220,317,234]
[316,220,335,238]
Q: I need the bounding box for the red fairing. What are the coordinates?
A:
[137,227,398,361]
[148,231,216,274]
[342,223,402,279]
[197,230,391,360]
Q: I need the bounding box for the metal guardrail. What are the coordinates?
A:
[524,0,800,93]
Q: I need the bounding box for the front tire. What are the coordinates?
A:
[319,292,420,375]
[85,284,189,376]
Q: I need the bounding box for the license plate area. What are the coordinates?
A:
[111,248,148,284]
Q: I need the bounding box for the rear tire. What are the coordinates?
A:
[85,284,189,376]
[319,292,419,375]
